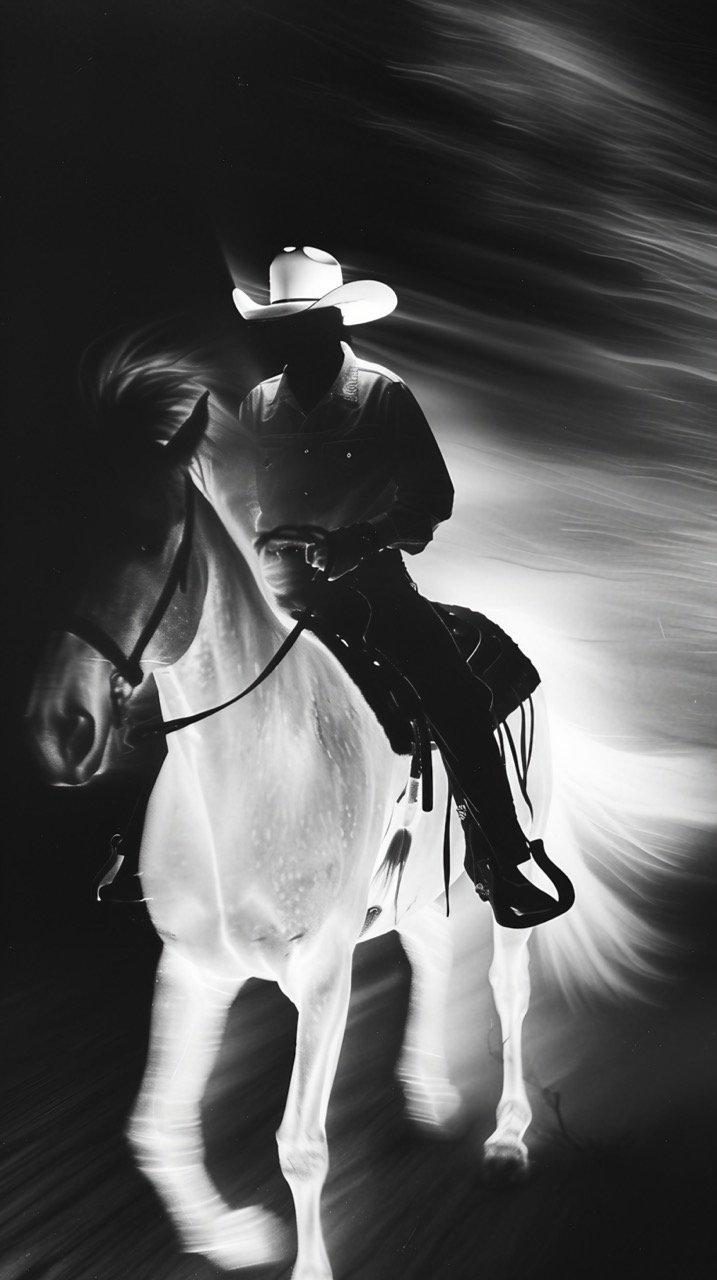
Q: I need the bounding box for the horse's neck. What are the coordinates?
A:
[177,493,393,787]
[193,491,285,679]
[183,492,377,747]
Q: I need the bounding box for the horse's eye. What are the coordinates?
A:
[137,540,162,558]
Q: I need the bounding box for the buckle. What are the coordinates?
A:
[109,669,135,729]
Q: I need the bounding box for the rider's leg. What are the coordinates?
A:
[363,579,530,853]
[338,560,566,926]
[283,553,568,926]
[312,560,520,842]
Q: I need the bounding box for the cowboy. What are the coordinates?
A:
[229,246,570,928]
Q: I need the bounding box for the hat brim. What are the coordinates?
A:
[232,279,398,325]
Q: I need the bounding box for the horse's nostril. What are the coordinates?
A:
[64,711,96,765]
[25,708,99,785]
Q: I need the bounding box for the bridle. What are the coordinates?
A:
[62,495,324,743]
[63,473,197,731]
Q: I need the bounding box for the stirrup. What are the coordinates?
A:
[475,839,575,930]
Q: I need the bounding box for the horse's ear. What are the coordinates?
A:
[161,390,210,470]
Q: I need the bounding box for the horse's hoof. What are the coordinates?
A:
[187,1205,289,1270]
[481,1139,530,1186]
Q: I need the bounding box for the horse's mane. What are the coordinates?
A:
[77,318,262,464]
[79,324,200,440]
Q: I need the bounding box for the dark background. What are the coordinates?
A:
[3,3,717,1278]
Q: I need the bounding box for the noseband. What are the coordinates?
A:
[63,474,196,729]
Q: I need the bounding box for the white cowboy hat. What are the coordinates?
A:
[232,245,397,325]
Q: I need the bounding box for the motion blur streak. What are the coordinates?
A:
[400,5,714,254]
[352,0,717,997]
[379,1,716,381]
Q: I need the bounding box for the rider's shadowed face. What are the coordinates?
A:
[255,307,345,374]
[250,307,346,413]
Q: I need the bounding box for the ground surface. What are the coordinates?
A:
[3,877,717,1280]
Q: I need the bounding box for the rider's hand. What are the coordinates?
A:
[305,541,329,573]
[306,524,382,580]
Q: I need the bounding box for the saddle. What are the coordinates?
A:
[305,601,540,756]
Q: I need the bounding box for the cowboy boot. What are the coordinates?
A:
[459,805,569,928]
[447,743,574,929]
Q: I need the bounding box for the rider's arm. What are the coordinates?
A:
[365,380,454,554]
[316,379,454,579]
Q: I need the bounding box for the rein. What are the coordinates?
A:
[130,611,311,744]
[130,524,334,744]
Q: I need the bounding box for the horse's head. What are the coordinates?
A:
[26,390,211,785]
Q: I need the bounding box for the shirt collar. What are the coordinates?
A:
[273,342,358,409]
[331,342,359,404]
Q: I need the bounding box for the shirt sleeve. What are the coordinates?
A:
[366,380,454,554]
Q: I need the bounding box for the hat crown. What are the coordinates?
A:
[269,246,343,304]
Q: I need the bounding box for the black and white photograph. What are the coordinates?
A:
[3,3,717,1278]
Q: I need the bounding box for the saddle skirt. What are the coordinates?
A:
[432,602,540,730]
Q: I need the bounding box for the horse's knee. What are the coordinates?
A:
[126,1110,165,1172]
[127,1101,204,1172]
[127,1108,169,1159]
[276,1130,329,1184]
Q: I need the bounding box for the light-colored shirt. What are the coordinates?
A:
[238,343,454,554]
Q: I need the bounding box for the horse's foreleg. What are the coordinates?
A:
[128,946,287,1269]
[278,934,354,1280]
[395,903,462,1131]
[483,923,532,1182]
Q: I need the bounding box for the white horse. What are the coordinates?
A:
[27,395,553,1279]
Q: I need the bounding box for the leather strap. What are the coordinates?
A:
[130,525,336,742]
[129,609,312,743]
[63,474,195,689]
